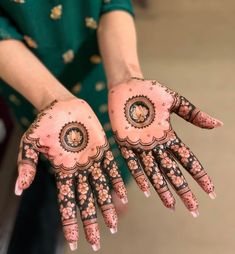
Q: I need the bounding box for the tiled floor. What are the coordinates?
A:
[65,1,235,254]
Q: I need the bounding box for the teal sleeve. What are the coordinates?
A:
[100,0,135,18]
[0,12,23,41]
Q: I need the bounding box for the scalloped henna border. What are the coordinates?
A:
[113,128,176,150]
[24,135,110,173]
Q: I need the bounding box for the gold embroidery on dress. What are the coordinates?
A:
[85,17,97,29]
[71,83,82,94]
[90,55,102,64]
[23,35,38,48]
[20,117,30,126]
[63,50,74,63]
[9,94,21,106]
[103,122,112,131]
[95,82,105,92]
[99,104,108,113]
[50,5,63,20]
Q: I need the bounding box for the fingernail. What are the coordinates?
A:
[144,190,151,198]
[69,242,77,251]
[92,243,100,251]
[209,191,216,200]
[190,210,199,218]
[169,206,175,212]
[15,183,23,196]
[110,227,117,234]
[121,197,128,204]
[214,119,223,127]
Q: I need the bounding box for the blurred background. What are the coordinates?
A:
[1,0,234,254]
[72,0,234,253]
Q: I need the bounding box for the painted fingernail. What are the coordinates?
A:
[92,243,100,251]
[121,197,128,204]
[110,227,117,234]
[209,191,216,200]
[69,242,77,251]
[15,182,23,196]
[144,190,151,198]
[190,210,199,218]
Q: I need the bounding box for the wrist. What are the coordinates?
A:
[107,63,144,89]
[36,83,75,111]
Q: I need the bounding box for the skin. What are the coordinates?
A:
[0,9,223,251]
[16,98,127,250]
[0,10,136,251]
[108,77,223,216]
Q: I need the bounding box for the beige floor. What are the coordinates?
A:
[65,1,235,254]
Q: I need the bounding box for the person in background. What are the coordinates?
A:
[0,0,222,253]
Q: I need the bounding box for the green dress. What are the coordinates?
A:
[0,0,135,182]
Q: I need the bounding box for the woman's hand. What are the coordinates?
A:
[108,77,223,217]
[15,98,127,251]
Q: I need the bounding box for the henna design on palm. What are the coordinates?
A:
[108,77,222,217]
[15,98,127,251]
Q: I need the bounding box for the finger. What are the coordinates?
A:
[76,171,100,251]
[55,171,79,251]
[172,94,223,129]
[102,149,128,204]
[167,135,215,198]
[16,137,39,195]
[89,161,118,234]
[153,147,199,217]
[138,150,175,210]
[120,146,151,197]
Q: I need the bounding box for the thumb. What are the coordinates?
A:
[15,138,39,196]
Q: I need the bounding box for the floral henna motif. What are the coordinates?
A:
[109,77,222,216]
[124,96,155,128]
[139,151,175,208]
[166,133,215,194]
[153,148,198,212]
[17,139,38,190]
[109,77,178,150]
[59,122,89,153]
[103,150,128,202]
[173,95,223,129]
[88,161,118,231]
[75,171,102,248]
[15,98,125,250]
[55,172,78,243]
[120,146,150,194]
[23,99,110,172]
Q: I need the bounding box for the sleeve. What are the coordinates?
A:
[0,11,23,41]
[100,0,135,18]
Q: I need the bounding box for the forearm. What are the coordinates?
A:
[98,10,143,89]
[0,40,73,110]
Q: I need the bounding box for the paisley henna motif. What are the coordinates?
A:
[108,77,222,216]
[15,98,127,251]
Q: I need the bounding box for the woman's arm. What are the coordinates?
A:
[97,10,143,89]
[0,40,74,110]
